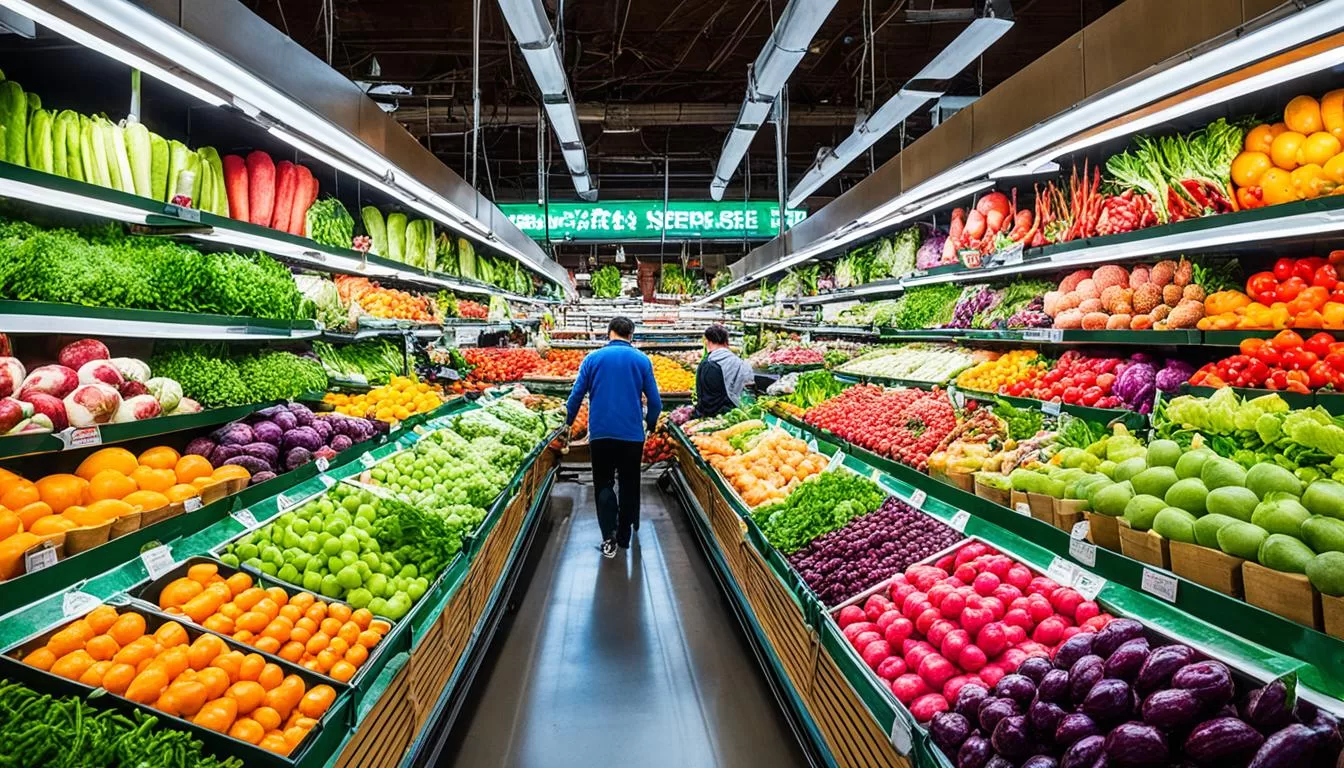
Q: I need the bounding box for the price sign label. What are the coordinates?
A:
[1015,502,1031,516]
[57,426,102,450]
[359,452,377,467]
[275,494,294,511]
[455,326,480,346]
[1047,557,1078,587]
[24,541,57,574]
[140,545,175,579]
[319,475,336,488]
[1069,537,1097,568]
[315,456,330,472]
[825,451,846,472]
[807,438,819,452]
[232,509,260,530]
[1141,568,1179,603]
[183,497,202,512]
[889,713,913,755]
[1042,400,1062,417]
[950,510,971,533]
[1075,571,1106,601]
[62,591,101,618]
[909,490,927,510]
[999,242,1025,265]
[1070,521,1090,540]
[1048,329,1064,343]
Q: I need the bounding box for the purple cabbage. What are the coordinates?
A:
[214,423,255,446]
[1155,360,1195,394]
[252,420,283,446]
[287,401,314,425]
[284,446,314,471]
[917,230,948,270]
[1113,360,1157,414]
[239,442,279,469]
[281,425,323,452]
[330,434,353,452]
[250,471,277,486]
[272,409,298,432]
[310,417,333,443]
[185,437,216,459]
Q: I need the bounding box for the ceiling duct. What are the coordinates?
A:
[787,0,1013,206]
[497,0,596,200]
[709,0,839,201]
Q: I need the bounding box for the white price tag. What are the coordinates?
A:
[140,545,175,579]
[1015,502,1031,516]
[24,542,57,573]
[1071,521,1090,540]
[889,713,913,755]
[57,426,102,450]
[1047,557,1078,587]
[1022,328,1048,341]
[1048,329,1064,343]
[908,490,927,510]
[870,468,883,483]
[62,591,100,618]
[1069,537,1097,567]
[999,242,1025,265]
[1075,571,1106,601]
[320,475,336,488]
[1141,568,1179,603]
[949,510,971,532]
[455,325,481,346]
[276,494,294,511]
[183,497,202,512]
[232,509,260,530]
[359,452,376,467]
[1042,400,1062,417]
[315,456,330,472]
[807,438,819,452]
[825,451,846,472]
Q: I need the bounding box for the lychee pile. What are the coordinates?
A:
[1042,260,1205,331]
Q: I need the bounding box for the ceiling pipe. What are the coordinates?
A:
[708,0,839,201]
[496,0,597,200]
[787,0,1013,206]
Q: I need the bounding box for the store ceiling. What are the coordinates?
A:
[242,0,1120,262]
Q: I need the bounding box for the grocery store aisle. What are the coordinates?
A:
[441,476,809,768]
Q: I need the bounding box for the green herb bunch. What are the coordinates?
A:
[235,350,329,401]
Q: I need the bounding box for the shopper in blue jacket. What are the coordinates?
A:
[566,316,663,558]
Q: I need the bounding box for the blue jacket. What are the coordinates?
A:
[566,340,662,442]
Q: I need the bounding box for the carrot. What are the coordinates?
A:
[222,154,249,222]
[287,165,318,236]
[270,161,297,231]
[245,151,276,226]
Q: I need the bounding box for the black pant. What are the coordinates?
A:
[590,438,643,546]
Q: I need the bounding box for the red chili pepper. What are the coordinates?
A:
[1274,258,1298,282]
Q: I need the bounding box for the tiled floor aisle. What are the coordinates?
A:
[443,476,809,768]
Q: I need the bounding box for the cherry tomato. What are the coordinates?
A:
[1273,258,1297,282]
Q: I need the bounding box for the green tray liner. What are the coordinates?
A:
[0,299,319,333]
[671,417,1344,763]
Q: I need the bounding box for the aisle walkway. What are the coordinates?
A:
[443,475,809,768]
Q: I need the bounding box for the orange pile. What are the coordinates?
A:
[156,564,388,682]
[0,447,251,581]
[22,591,336,755]
[336,275,437,323]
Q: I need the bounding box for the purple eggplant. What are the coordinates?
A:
[979,697,1019,735]
[931,712,973,754]
[992,714,1033,759]
[1140,688,1202,730]
[1183,717,1266,765]
[1056,713,1100,749]
[1135,644,1197,694]
[995,674,1039,710]
[956,684,991,721]
[1038,669,1071,705]
[1247,724,1322,768]
[1082,679,1133,726]
[1019,656,1054,683]
[1103,638,1151,683]
[1171,661,1235,709]
[1244,679,1294,733]
[1092,618,1145,659]
[1104,721,1168,766]
[1055,633,1097,670]
[958,734,993,768]
[1070,656,1106,706]
[1030,699,1067,743]
[1062,735,1106,768]
[1023,757,1059,768]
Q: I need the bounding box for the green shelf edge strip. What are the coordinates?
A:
[0,300,318,333]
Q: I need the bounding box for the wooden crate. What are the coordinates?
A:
[333,665,417,768]
[1322,594,1344,641]
[1244,562,1322,629]
[1169,541,1245,597]
[1118,522,1171,569]
[1085,512,1122,551]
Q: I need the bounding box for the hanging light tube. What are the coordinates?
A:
[498,0,595,200]
[787,2,1013,206]
[709,0,838,200]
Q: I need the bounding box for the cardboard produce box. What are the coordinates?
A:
[1243,562,1322,629]
[1169,540,1245,598]
[974,479,1010,508]
[1118,520,1171,569]
[1027,492,1057,527]
[1054,499,1086,533]
[1084,511,1122,551]
[1322,594,1344,641]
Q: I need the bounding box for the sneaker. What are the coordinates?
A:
[599,539,618,559]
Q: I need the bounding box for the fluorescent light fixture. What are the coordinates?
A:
[0,175,152,224]
[787,6,1012,206]
[543,99,583,146]
[0,0,227,108]
[519,41,568,95]
[709,0,838,199]
[561,146,588,175]
[912,17,1013,81]
[857,179,993,229]
[990,160,1061,179]
[496,0,553,44]
[268,125,393,193]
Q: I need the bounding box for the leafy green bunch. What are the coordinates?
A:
[149,344,251,407]
[752,471,886,553]
[235,350,328,401]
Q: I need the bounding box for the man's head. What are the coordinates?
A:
[703,324,730,349]
[608,316,635,340]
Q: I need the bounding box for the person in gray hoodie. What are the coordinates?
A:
[693,324,752,417]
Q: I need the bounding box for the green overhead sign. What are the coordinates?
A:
[500,200,807,242]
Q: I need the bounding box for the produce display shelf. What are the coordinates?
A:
[322,326,445,342]
[784,323,878,338]
[670,416,1344,767]
[831,372,947,390]
[0,396,317,461]
[875,327,1203,345]
[0,161,558,305]
[1202,329,1344,346]
[0,300,321,340]
[758,409,1344,697]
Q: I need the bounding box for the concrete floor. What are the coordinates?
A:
[442,475,809,768]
